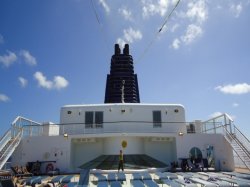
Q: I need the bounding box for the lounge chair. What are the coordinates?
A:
[60,175,74,183]
[163,172,178,180]
[130,180,145,187]
[141,172,152,180]
[189,177,218,187]
[221,177,250,187]
[78,169,90,185]
[97,181,109,187]
[108,173,117,181]
[132,173,142,180]
[117,172,126,181]
[174,178,198,187]
[162,179,182,187]
[110,181,122,187]
[94,173,107,181]
[143,179,159,187]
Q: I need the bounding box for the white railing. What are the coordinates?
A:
[0,128,12,152]
[0,130,23,169]
[201,113,234,134]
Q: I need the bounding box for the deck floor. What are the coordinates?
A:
[79,154,168,170]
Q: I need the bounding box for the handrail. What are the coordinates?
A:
[0,129,23,169]
[203,113,234,123]
[234,125,250,144]
[223,126,250,169]
[12,116,41,126]
[0,129,11,152]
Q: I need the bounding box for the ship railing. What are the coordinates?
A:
[0,128,12,154]
[11,116,42,137]
[18,121,190,137]
[59,121,188,135]
[0,129,23,169]
[201,113,234,134]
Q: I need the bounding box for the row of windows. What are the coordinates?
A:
[66,110,179,128]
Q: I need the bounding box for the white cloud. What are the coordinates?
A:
[0,34,4,44]
[0,93,10,102]
[54,76,69,90]
[99,0,110,14]
[232,103,239,107]
[18,77,28,88]
[230,3,242,18]
[0,51,18,67]
[119,7,133,21]
[215,83,250,95]
[117,27,143,46]
[20,50,37,66]
[142,0,169,18]
[209,112,223,119]
[181,24,202,44]
[186,0,208,24]
[172,38,180,49]
[34,71,68,90]
[171,23,179,32]
[117,38,126,48]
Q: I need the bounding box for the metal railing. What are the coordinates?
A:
[0,129,23,169]
[0,128,12,153]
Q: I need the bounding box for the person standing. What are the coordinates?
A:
[118,150,124,172]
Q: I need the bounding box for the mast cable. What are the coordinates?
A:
[136,0,181,64]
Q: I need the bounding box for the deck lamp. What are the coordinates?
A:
[178,132,184,136]
[64,133,68,139]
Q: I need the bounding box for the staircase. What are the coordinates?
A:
[0,128,22,169]
[224,126,250,170]
[0,116,41,170]
[202,113,250,171]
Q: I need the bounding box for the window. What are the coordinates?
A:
[85,111,104,128]
[85,111,94,128]
[95,111,103,128]
[153,111,162,128]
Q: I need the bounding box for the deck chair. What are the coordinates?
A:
[117,172,126,182]
[143,180,159,187]
[31,176,48,185]
[189,177,217,187]
[130,180,145,187]
[141,172,152,180]
[155,172,168,180]
[132,173,142,180]
[60,175,74,183]
[94,173,107,181]
[110,181,122,187]
[162,179,182,187]
[174,179,198,187]
[164,172,178,180]
[108,173,117,181]
[97,181,109,187]
[221,177,250,187]
[78,169,90,185]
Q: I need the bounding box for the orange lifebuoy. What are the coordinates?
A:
[46,163,54,173]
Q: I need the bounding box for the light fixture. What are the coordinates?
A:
[178,132,184,136]
[64,133,68,139]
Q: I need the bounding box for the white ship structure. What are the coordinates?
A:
[0,44,249,187]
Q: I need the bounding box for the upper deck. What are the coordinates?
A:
[59,103,186,136]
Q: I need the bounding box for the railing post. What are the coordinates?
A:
[213,119,216,134]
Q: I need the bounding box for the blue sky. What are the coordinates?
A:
[0,0,250,138]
